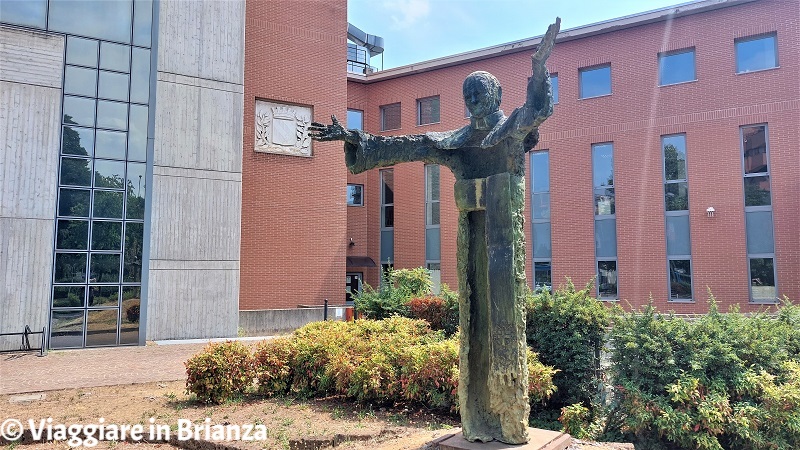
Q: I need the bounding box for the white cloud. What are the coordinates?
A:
[382,0,431,29]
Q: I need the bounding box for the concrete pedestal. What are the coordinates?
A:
[429,428,571,450]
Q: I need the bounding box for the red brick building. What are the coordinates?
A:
[338,0,799,314]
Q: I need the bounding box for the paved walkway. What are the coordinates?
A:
[0,338,269,395]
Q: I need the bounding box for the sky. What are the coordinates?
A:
[348,0,692,70]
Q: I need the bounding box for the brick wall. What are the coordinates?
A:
[347,0,799,311]
[240,0,348,309]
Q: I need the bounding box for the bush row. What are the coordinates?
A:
[185,317,557,412]
[607,298,800,450]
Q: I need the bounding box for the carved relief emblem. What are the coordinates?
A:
[254,100,313,157]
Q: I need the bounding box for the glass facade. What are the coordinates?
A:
[0,0,157,348]
[593,143,617,299]
[663,134,693,300]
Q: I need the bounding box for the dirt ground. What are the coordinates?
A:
[2,382,632,450]
[2,380,459,450]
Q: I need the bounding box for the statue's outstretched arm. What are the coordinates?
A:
[309,116,449,174]
[482,18,560,148]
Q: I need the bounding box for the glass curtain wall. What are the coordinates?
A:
[0,0,156,348]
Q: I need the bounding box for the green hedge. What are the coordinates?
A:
[610,298,800,450]
[526,280,611,410]
[187,317,558,411]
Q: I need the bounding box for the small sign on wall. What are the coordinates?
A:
[254,100,312,157]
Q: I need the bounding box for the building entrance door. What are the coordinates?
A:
[346,272,362,304]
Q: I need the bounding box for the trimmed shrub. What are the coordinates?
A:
[253,338,295,396]
[526,279,611,409]
[185,341,253,404]
[248,317,557,412]
[610,298,800,450]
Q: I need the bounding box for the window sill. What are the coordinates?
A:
[579,93,612,100]
[736,66,780,75]
[380,128,401,132]
[599,298,618,302]
[668,299,695,303]
[347,204,364,207]
[659,79,698,87]
[416,121,441,127]
[750,299,780,305]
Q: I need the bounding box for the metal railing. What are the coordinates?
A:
[0,325,47,356]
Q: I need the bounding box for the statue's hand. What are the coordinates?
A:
[532,17,560,74]
[309,115,358,143]
[527,18,561,109]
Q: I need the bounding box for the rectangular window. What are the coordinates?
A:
[417,96,440,125]
[551,74,559,104]
[659,48,696,85]
[347,109,363,131]
[736,34,778,73]
[380,103,401,131]
[425,165,441,292]
[0,0,47,28]
[579,64,611,99]
[741,124,776,302]
[593,143,617,299]
[380,170,394,265]
[347,184,363,206]
[597,261,618,299]
[663,134,693,300]
[531,151,552,292]
[592,143,614,215]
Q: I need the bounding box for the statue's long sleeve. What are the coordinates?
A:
[344,129,459,174]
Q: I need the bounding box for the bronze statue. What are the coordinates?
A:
[310,19,560,444]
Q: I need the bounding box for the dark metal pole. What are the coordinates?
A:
[323,299,328,321]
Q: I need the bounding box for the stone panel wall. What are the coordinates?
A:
[0,27,64,350]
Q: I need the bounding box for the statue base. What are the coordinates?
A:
[429,428,571,450]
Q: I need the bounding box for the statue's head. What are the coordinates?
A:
[463,71,502,119]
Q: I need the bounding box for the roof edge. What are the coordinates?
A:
[348,0,758,84]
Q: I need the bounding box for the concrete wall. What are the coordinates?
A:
[0,27,64,350]
[239,308,345,336]
[146,0,245,340]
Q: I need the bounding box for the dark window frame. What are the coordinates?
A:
[417,96,440,126]
[579,64,612,99]
[658,48,697,86]
[380,102,401,131]
[735,33,778,74]
[346,183,364,207]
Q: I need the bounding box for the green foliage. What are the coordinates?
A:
[248,317,557,412]
[610,297,800,449]
[526,279,611,409]
[253,338,295,395]
[352,268,412,319]
[528,349,559,405]
[390,267,433,298]
[185,341,253,404]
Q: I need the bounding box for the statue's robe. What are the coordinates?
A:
[341,76,553,444]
